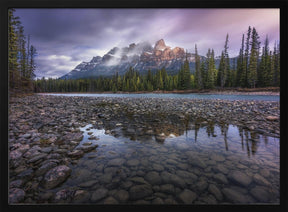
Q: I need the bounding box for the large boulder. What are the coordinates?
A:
[178,189,197,204]
[9,188,25,203]
[129,184,153,200]
[42,165,71,189]
[228,170,252,187]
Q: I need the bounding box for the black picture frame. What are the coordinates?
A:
[1,1,287,212]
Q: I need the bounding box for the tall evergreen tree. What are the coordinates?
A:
[8,9,20,89]
[272,41,280,87]
[194,44,202,89]
[247,27,260,88]
[217,34,230,88]
[9,9,37,92]
[28,45,37,80]
[200,60,206,88]
[258,36,270,87]
[204,48,216,89]
[17,25,27,79]
[243,26,252,87]
[183,52,191,89]
[223,34,230,87]
[237,34,245,87]
[217,51,225,88]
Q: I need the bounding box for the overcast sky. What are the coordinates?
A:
[14,8,280,79]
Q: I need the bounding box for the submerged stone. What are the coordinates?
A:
[129,184,153,200]
[107,158,125,166]
[228,170,252,187]
[144,171,162,185]
[42,165,72,189]
[9,188,25,203]
[178,189,197,204]
[250,186,270,202]
[222,188,251,203]
[91,188,108,202]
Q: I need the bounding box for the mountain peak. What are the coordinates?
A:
[60,39,210,80]
[154,39,167,51]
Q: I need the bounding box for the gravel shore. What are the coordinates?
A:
[8,94,280,204]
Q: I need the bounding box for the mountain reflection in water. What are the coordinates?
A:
[63,112,280,204]
[85,112,279,158]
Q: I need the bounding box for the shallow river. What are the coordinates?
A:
[48,119,279,204]
[41,93,279,102]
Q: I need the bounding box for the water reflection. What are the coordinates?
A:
[52,112,280,204]
[92,111,279,157]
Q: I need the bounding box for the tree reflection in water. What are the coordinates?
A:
[96,111,276,157]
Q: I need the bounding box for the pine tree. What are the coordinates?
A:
[28,45,37,80]
[206,49,216,89]
[258,36,270,87]
[9,9,37,92]
[200,60,206,88]
[230,58,237,87]
[272,41,280,87]
[8,9,21,89]
[217,51,225,88]
[194,44,202,89]
[247,27,260,88]
[156,70,163,90]
[243,26,252,87]
[183,52,191,89]
[217,34,230,88]
[248,27,260,88]
[160,68,168,90]
[223,34,230,87]
[177,64,184,90]
[237,34,245,87]
[17,25,27,80]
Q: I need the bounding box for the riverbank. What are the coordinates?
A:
[36,87,280,96]
[8,95,280,203]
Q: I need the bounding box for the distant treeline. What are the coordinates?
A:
[34,26,280,93]
[32,26,279,93]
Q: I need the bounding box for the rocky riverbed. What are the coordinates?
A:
[8,94,280,204]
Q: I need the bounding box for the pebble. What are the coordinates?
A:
[178,189,197,204]
[129,184,153,200]
[144,171,162,185]
[250,186,270,202]
[9,188,26,203]
[208,184,223,201]
[228,170,252,187]
[253,173,271,187]
[107,158,126,166]
[222,188,251,203]
[91,188,108,202]
[114,189,129,202]
[73,190,91,203]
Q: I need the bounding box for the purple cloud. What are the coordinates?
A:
[14,8,279,78]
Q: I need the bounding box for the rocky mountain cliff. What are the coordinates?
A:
[60,39,205,79]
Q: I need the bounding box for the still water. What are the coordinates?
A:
[49,119,280,204]
[41,93,279,102]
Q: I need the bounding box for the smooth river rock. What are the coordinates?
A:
[222,188,251,203]
[178,189,197,204]
[228,170,252,187]
[129,184,153,200]
[9,188,25,203]
[42,165,72,189]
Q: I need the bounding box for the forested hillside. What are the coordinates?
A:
[34,26,280,93]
